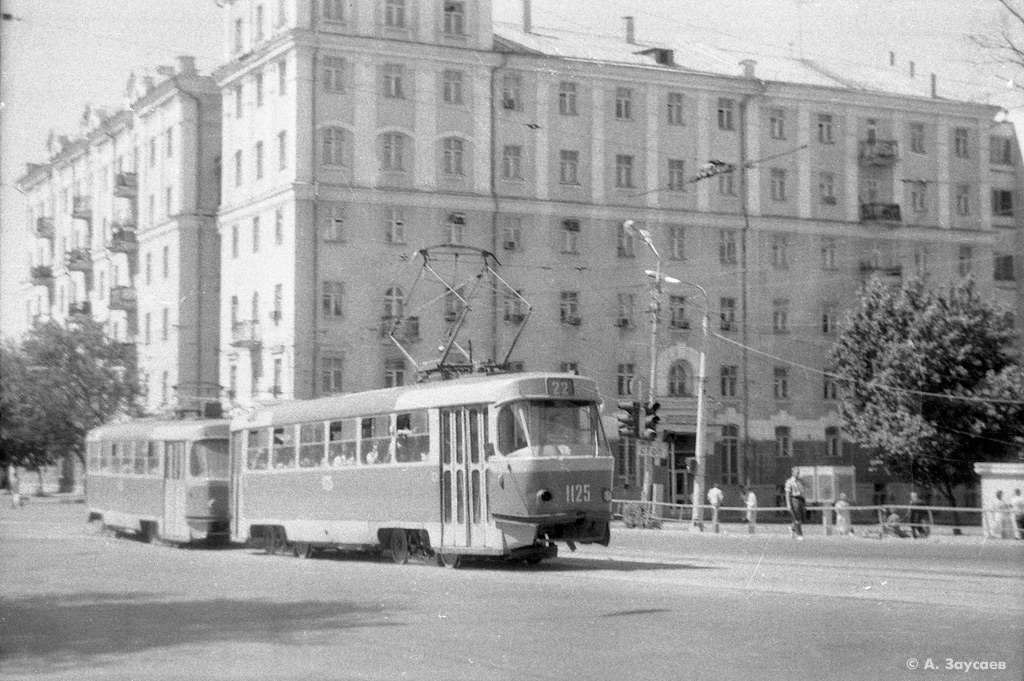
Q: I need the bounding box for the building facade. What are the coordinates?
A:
[17,57,223,415]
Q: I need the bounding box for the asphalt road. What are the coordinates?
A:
[2,501,1022,681]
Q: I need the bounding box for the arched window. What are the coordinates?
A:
[668,361,692,397]
[442,137,464,176]
[322,127,348,166]
[384,286,404,319]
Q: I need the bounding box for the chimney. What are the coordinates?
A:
[741,59,757,79]
[624,16,635,44]
[889,51,896,66]
[930,73,937,98]
[523,0,531,33]
[178,55,197,77]
[909,61,915,78]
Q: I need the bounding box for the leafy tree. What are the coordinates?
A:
[0,318,142,477]
[830,276,1024,507]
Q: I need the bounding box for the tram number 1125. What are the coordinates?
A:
[565,483,591,502]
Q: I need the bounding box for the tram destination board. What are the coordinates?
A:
[546,377,575,397]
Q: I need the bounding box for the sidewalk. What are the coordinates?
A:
[3,490,83,505]
[626,518,998,541]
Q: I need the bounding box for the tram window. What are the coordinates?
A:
[441,411,453,465]
[122,443,136,474]
[361,415,391,465]
[272,425,297,469]
[110,443,121,473]
[191,439,229,480]
[328,419,358,466]
[471,469,481,522]
[134,441,148,474]
[469,408,481,464]
[497,400,605,457]
[146,442,161,475]
[99,442,111,472]
[497,406,529,455]
[246,428,270,470]
[395,411,429,462]
[299,422,326,468]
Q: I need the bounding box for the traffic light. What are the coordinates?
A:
[616,401,641,438]
[642,401,660,440]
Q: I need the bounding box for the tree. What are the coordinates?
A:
[830,276,1024,507]
[0,318,142,479]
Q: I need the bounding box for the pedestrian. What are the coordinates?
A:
[990,490,1015,539]
[833,492,852,536]
[1010,488,1024,540]
[784,468,806,539]
[744,487,758,534]
[908,491,929,539]
[707,483,724,533]
[8,466,23,510]
[883,507,909,538]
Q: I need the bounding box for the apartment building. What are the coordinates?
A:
[17,57,223,415]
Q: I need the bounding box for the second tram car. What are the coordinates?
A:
[85,419,231,544]
[230,372,614,565]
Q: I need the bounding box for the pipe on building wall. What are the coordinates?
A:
[310,15,321,398]
[488,52,510,365]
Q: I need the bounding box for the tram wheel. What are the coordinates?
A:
[524,555,544,565]
[390,530,410,565]
[265,527,284,555]
[293,541,313,559]
[437,552,462,569]
[141,522,159,544]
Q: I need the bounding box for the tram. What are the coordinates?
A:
[84,419,231,544]
[230,372,614,565]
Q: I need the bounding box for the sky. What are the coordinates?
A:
[1,0,1021,341]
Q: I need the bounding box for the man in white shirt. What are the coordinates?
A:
[707,483,724,533]
[784,469,806,539]
[1011,489,1024,540]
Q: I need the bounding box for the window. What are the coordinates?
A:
[910,122,926,154]
[772,299,789,333]
[866,119,878,144]
[773,367,789,400]
[144,313,151,344]
[251,291,260,325]
[231,225,239,258]
[322,281,344,318]
[255,141,264,180]
[822,303,838,335]
[719,229,737,264]
[230,295,239,328]
[321,357,343,394]
[501,74,521,110]
[275,208,284,244]
[819,172,836,204]
[278,131,287,170]
[234,150,243,186]
[560,291,580,324]
[825,427,842,457]
[444,287,465,321]
[322,204,345,242]
[384,0,406,28]
[273,284,282,324]
[559,150,579,185]
[717,98,735,131]
[384,359,406,388]
[234,83,243,118]
[384,286,404,319]
[823,374,839,401]
[992,189,1014,216]
[955,184,971,216]
[442,137,465,176]
[162,246,169,279]
[165,186,174,216]
[615,155,634,188]
[383,63,404,99]
[385,208,406,244]
[271,358,282,397]
[254,71,264,107]
[445,213,465,244]
[323,56,345,92]
[668,295,689,330]
[616,221,634,257]
[165,127,174,158]
[911,182,927,213]
[720,297,736,331]
[769,108,786,139]
[501,145,523,179]
[558,82,577,115]
[994,254,1016,282]
[720,425,740,485]
[990,136,1014,165]
[278,59,287,95]
[162,307,170,341]
[914,247,930,278]
[443,1,465,35]
[617,363,635,396]
[322,127,347,167]
[817,114,834,144]
[561,219,580,254]
[322,0,345,23]
[718,172,736,196]
[667,225,685,260]
[954,127,970,158]
[615,87,633,120]
[770,168,787,201]
[145,252,152,284]
[667,159,686,191]
[668,362,691,397]
[958,244,973,277]
[667,92,684,125]
[252,216,261,253]
[616,293,635,327]
[501,216,522,250]
[381,133,407,172]
[770,236,788,269]
[443,70,464,105]
[720,365,738,398]
[775,426,792,456]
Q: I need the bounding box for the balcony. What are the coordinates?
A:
[68,301,92,317]
[109,286,137,312]
[35,217,55,239]
[30,265,54,287]
[71,196,92,221]
[108,227,138,255]
[859,140,899,166]
[65,248,93,272]
[859,262,903,280]
[230,320,262,349]
[860,203,902,223]
[113,172,138,198]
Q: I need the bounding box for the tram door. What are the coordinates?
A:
[440,406,489,550]
[163,441,187,539]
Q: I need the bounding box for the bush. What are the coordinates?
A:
[622,503,663,529]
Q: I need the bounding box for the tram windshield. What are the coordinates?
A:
[189,439,230,480]
[497,399,610,458]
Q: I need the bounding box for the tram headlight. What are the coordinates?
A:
[536,489,552,503]
[602,488,613,502]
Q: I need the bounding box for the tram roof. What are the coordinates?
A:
[232,372,603,429]
[87,418,230,442]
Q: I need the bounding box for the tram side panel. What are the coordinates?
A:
[86,474,165,534]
